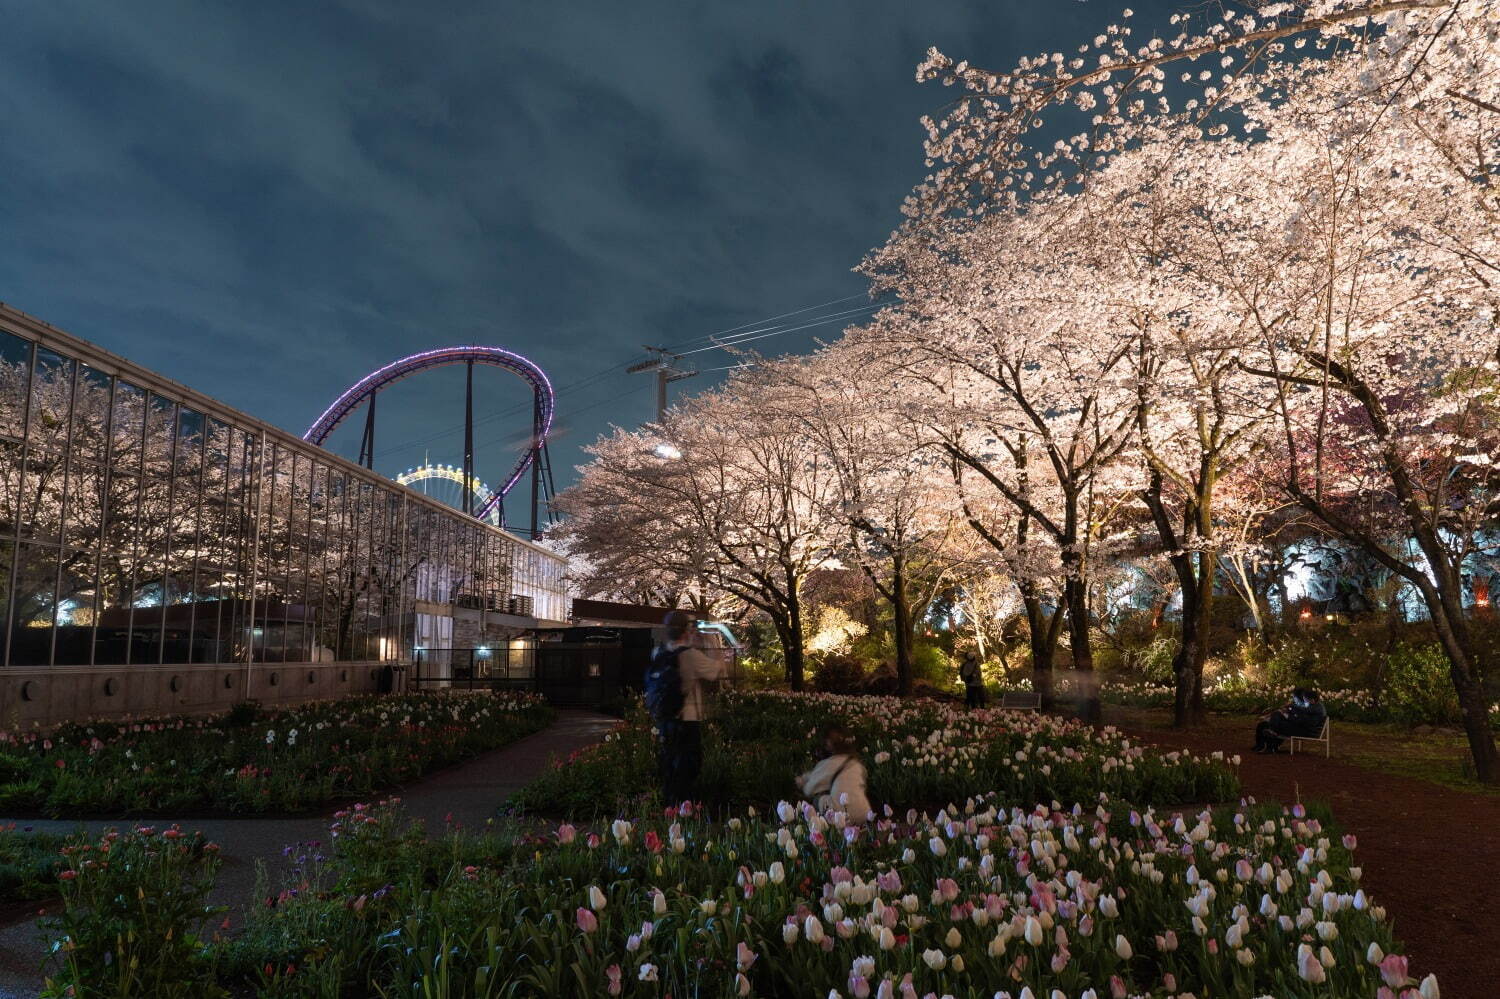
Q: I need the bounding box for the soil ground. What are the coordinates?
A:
[1107,704,1500,999]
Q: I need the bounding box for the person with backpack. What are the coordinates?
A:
[645,610,727,807]
[959,650,985,709]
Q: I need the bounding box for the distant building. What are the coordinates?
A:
[0,303,569,725]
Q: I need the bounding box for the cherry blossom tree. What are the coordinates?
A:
[858,221,1145,721]
[896,0,1499,773]
[557,370,840,690]
[757,345,969,694]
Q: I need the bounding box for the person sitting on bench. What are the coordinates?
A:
[1254,687,1326,754]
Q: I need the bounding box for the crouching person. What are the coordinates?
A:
[796,725,871,822]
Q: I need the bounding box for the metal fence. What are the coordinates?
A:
[409,644,637,708]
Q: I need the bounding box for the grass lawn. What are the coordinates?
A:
[1105,704,1499,796]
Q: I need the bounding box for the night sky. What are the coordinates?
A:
[0,1,1176,505]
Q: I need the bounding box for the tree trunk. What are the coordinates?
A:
[772,612,803,692]
[1021,586,1059,710]
[891,554,914,696]
[1417,577,1498,783]
[1062,567,1100,722]
[784,586,807,692]
[1169,551,1215,727]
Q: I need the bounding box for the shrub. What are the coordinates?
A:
[909,643,952,686]
[1380,643,1461,724]
[41,826,225,999]
[809,653,867,693]
[0,823,66,902]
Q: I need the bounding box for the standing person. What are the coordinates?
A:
[796,725,871,822]
[645,610,728,807]
[959,650,986,709]
[1253,687,1327,754]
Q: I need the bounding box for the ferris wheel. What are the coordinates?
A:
[395,463,503,527]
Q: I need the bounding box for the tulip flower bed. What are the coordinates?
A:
[43,825,225,999]
[200,795,1431,998]
[511,691,1240,817]
[0,690,553,817]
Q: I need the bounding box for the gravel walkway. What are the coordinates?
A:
[0,708,616,998]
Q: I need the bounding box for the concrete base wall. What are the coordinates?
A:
[0,662,387,729]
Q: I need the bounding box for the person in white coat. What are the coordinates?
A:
[795,726,871,822]
[660,610,729,805]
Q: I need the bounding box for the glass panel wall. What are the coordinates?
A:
[0,316,570,669]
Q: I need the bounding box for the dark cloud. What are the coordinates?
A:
[0,0,1176,499]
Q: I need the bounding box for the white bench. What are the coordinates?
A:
[998,691,1042,711]
[1288,720,1330,757]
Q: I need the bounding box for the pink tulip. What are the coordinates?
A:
[1380,954,1410,988]
[1109,975,1127,999]
[575,907,598,934]
[736,941,757,971]
[605,964,622,996]
[556,823,576,844]
[1298,945,1327,984]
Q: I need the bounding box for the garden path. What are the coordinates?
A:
[0,707,616,998]
[1109,706,1500,999]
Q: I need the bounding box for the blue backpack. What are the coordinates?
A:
[643,645,685,726]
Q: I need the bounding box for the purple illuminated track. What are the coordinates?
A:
[303,345,554,521]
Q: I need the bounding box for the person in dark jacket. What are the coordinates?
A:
[1254,687,1327,753]
[959,651,986,709]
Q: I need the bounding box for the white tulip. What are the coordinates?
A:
[587,885,607,911]
[921,948,946,970]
